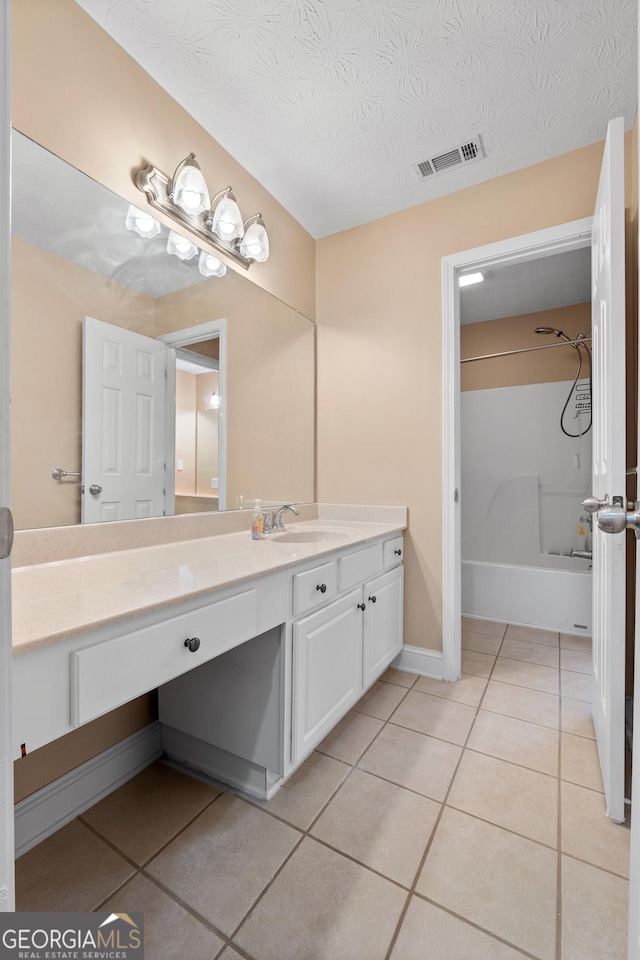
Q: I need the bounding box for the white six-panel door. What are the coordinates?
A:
[590,116,627,823]
[82,316,168,523]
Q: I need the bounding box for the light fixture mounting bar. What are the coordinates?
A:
[135,163,253,269]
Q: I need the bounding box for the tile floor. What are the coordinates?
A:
[16,619,631,960]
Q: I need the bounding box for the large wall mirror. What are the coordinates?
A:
[10,132,315,529]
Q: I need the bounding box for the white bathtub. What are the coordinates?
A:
[462,559,592,635]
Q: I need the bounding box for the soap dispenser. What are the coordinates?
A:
[251,499,264,540]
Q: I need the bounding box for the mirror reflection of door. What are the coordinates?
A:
[175,344,221,513]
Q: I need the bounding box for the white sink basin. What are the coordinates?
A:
[272,529,349,544]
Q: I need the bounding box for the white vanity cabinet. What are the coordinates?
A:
[13,525,404,804]
[289,543,404,768]
[291,589,363,763]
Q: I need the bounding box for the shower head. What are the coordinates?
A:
[534,326,576,345]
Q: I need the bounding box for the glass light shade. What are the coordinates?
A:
[209,393,220,409]
[170,155,210,216]
[239,219,270,262]
[198,250,228,278]
[125,204,161,239]
[210,192,244,241]
[167,230,198,261]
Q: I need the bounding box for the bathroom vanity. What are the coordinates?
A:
[12,513,405,800]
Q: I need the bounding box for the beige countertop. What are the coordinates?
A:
[12,519,405,656]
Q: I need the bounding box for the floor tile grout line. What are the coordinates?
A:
[136,866,236,944]
[443,802,559,854]
[561,849,631,881]
[92,869,142,913]
[410,891,547,960]
[462,744,559,780]
[381,621,512,960]
[82,781,228,873]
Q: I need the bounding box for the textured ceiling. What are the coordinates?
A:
[76,0,637,238]
[460,247,591,325]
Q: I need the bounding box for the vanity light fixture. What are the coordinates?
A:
[208,392,220,410]
[125,204,162,239]
[168,153,210,216]
[239,214,270,263]
[135,154,269,269]
[167,230,198,261]
[208,187,244,242]
[198,250,228,278]
[458,271,484,287]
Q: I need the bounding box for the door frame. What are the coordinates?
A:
[158,318,227,511]
[441,217,593,681]
[0,0,13,911]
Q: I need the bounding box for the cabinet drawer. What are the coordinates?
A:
[71,588,257,726]
[293,561,337,616]
[384,536,404,568]
[338,543,383,591]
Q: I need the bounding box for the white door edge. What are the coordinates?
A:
[441,217,593,682]
[0,0,14,912]
[158,318,227,512]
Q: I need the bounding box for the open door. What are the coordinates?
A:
[82,316,169,523]
[584,116,627,822]
[0,0,14,912]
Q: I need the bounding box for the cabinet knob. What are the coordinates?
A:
[184,637,201,653]
[357,602,366,611]
[394,548,402,556]
[316,583,327,593]
[368,595,377,603]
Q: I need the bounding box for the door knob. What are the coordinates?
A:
[582,495,609,514]
[583,494,640,538]
[89,484,102,496]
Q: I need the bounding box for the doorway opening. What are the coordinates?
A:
[459,247,593,639]
[441,217,593,681]
[158,318,227,512]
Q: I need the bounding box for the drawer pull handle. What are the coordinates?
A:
[357,602,366,611]
[394,548,402,556]
[368,595,377,603]
[316,583,327,593]
[184,637,201,653]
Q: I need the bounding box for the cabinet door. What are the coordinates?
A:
[363,566,404,688]
[292,590,363,764]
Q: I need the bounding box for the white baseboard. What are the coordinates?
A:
[392,645,444,679]
[14,722,162,858]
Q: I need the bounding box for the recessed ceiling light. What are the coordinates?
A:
[459,271,484,287]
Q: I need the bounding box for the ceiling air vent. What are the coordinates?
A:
[413,136,485,180]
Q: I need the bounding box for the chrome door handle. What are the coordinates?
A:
[89,484,102,496]
[582,495,609,514]
[583,494,640,538]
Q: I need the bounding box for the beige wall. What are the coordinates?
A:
[155,279,315,509]
[14,695,157,803]
[461,303,591,392]
[12,0,316,320]
[11,237,156,529]
[317,135,635,652]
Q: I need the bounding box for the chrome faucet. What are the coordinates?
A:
[272,503,299,531]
